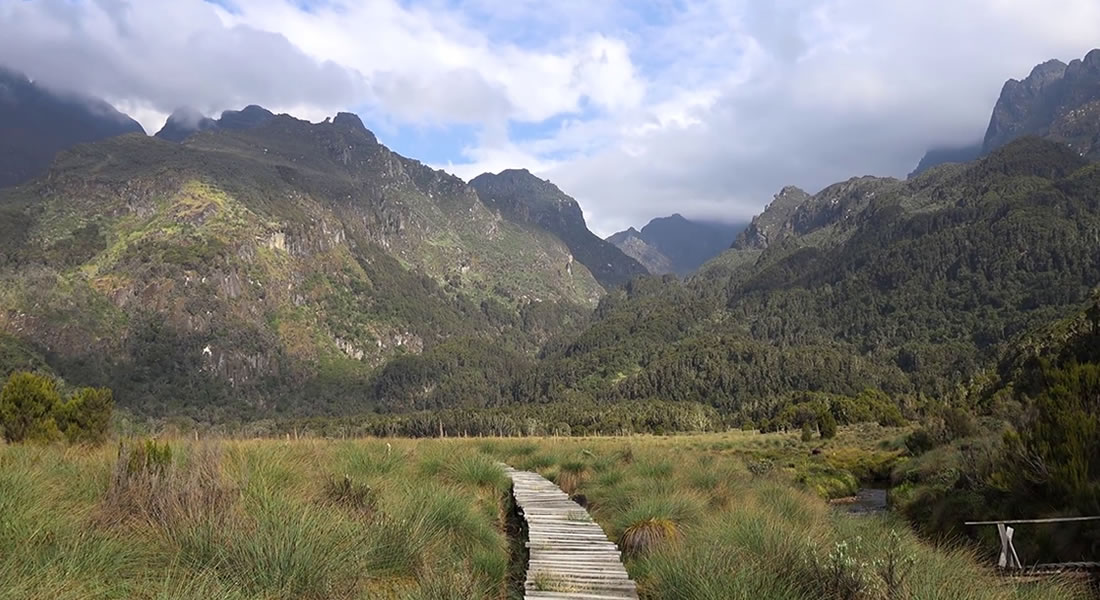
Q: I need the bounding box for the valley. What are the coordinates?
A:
[0,34,1099,600]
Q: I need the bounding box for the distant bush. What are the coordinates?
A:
[0,371,112,444]
[904,428,936,456]
[819,411,838,439]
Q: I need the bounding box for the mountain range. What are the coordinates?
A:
[0,49,1099,425]
[606,214,747,276]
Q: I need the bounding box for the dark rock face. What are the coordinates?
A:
[470,169,647,288]
[155,104,275,142]
[607,214,747,275]
[982,49,1100,158]
[0,66,145,188]
[983,59,1069,152]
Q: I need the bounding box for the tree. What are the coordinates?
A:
[819,410,838,439]
[0,371,62,443]
[57,387,114,444]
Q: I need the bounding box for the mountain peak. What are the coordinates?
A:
[332,111,365,131]
[983,50,1100,154]
[609,214,748,275]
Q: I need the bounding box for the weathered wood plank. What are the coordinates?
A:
[504,464,639,600]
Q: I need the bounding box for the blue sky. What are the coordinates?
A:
[2,0,1100,235]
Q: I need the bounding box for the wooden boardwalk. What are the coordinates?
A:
[503,465,639,600]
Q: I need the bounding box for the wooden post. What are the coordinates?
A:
[997,523,1021,569]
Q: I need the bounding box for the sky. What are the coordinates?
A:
[1,0,1099,236]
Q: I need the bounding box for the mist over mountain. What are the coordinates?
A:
[911,48,1100,176]
[0,66,144,188]
[155,105,276,142]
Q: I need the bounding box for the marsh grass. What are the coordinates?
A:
[0,438,514,600]
[1,429,1086,600]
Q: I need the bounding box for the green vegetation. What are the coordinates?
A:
[891,299,1100,563]
[0,371,112,444]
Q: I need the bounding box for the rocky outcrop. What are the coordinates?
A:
[606,228,675,275]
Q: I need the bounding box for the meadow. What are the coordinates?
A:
[0,427,1087,600]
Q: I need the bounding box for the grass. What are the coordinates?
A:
[0,438,513,600]
[0,428,1088,600]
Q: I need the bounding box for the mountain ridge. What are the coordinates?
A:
[469,169,647,288]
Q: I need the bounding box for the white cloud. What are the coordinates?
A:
[1,0,1099,236]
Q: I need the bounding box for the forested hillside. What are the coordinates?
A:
[512,138,1100,425]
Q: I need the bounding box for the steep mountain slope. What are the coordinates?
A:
[469,169,647,287]
[155,105,276,142]
[981,48,1100,158]
[0,67,144,188]
[526,138,1100,419]
[607,214,747,275]
[0,112,601,420]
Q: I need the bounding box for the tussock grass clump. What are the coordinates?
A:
[99,439,234,528]
[447,452,508,491]
[619,517,681,557]
[321,474,377,516]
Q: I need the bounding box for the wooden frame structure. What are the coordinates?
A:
[964,516,1100,571]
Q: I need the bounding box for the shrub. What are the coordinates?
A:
[904,428,936,456]
[57,386,113,444]
[801,422,815,442]
[0,371,113,444]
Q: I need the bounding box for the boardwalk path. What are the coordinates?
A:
[503,465,639,600]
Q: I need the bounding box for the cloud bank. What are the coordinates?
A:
[2,0,1099,234]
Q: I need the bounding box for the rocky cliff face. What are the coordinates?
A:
[0,67,145,188]
[470,169,647,287]
[0,112,602,419]
[985,49,1100,158]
